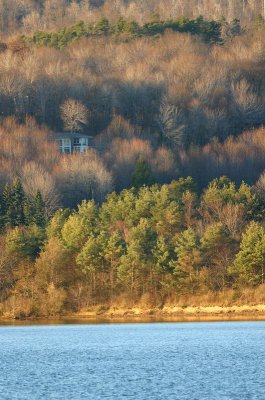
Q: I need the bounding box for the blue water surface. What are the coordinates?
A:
[0,321,265,399]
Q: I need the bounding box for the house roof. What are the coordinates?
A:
[55,132,94,140]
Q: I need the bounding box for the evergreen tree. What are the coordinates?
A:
[33,191,47,227]
[46,209,71,240]
[23,197,34,226]
[62,200,98,251]
[94,18,110,35]
[104,232,125,297]
[201,223,234,291]
[11,177,25,226]
[112,17,127,35]
[5,225,45,260]
[118,219,156,296]
[174,227,202,292]
[200,223,230,262]
[2,179,25,227]
[152,236,174,274]
[229,19,242,36]
[132,157,154,189]
[2,182,13,226]
[230,222,265,286]
[76,235,104,274]
[118,238,143,298]
[104,232,125,271]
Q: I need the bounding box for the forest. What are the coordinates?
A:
[0,1,265,317]
[1,175,265,317]
[0,16,264,201]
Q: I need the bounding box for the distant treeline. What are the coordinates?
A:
[1,176,265,318]
[22,16,242,48]
[0,0,262,35]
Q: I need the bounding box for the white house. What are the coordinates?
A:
[56,132,93,154]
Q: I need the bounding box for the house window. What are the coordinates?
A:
[64,147,71,154]
[73,138,80,145]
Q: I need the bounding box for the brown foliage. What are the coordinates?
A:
[0,1,262,35]
[180,127,265,188]
[104,137,177,189]
[55,150,113,207]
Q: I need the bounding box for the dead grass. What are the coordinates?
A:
[162,286,265,308]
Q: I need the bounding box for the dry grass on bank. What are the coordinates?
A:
[3,287,265,320]
[76,286,265,318]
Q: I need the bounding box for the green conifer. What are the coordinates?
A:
[33,190,47,227]
[230,222,265,286]
[12,177,25,226]
[132,157,154,189]
[2,182,13,225]
[23,197,34,226]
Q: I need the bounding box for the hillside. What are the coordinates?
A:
[0,2,265,318]
[0,16,264,202]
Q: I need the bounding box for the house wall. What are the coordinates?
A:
[60,138,71,154]
[59,137,90,154]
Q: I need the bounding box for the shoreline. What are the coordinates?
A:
[3,304,265,325]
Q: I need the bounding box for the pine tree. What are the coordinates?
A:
[62,200,98,251]
[12,177,25,226]
[23,197,34,226]
[76,234,105,274]
[200,223,230,262]
[132,157,154,189]
[174,227,202,292]
[200,223,234,291]
[5,225,45,260]
[104,232,125,297]
[104,232,125,271]
[94,18,110,35]
[230,221,265,286]
[2,182,13,226]
[152,236,174,274]
[118,238,143,298]
[118,219,157,297]
[33,191,46,227]
[229,19,242,37]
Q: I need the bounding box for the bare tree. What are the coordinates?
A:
[220,203,246,239]
[60,98,89,133]
[157,101,185,147]
[255,172,265,200]
[231,79,265,127]
[21,161,61,216]
[56,151,113,207]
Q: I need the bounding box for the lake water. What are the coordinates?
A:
[0,321,265,399]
